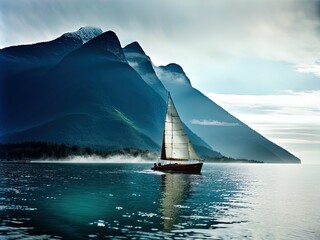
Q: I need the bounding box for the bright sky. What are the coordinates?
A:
[1,0,319,163]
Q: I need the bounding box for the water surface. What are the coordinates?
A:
[0,163,319,239]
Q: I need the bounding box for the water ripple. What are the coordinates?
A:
[0,163,319,239]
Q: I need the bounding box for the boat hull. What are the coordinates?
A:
[151,162,203,174]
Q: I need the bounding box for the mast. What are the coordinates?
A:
[160,92,200,161]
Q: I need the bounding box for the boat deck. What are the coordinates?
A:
[151,162,203,173]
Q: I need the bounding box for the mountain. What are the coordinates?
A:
[123,41,300,163]
[0,29,219,158]
[0,31,161,150]
[0,27,300,162]
[154,64,300,163]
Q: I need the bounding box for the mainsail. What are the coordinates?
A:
[161,93,200,161]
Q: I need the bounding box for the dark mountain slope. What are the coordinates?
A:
[1,31,164,150]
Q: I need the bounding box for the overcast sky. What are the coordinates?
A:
[1,0,319,163]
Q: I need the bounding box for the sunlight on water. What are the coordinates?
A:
[0,163,319,239]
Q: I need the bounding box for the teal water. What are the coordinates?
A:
[0,163,319,239]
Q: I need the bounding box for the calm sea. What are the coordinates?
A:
[0,162,319,239]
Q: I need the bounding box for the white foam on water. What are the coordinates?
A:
[136,169,165,175]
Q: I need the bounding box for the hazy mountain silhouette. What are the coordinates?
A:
[124,41,300,163]
[154,64,300,163]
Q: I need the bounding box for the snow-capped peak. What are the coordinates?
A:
[63,26,103,44]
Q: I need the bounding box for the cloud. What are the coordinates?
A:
[1,0,320,94]
[205,91,320,117]
[296,62,320,76]
[205,90,320,163]
[1,1,320,64]
[190,119,239,127]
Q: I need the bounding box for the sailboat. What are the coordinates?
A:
[151,92,203,173]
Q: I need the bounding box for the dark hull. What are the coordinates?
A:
[151,162,203,173]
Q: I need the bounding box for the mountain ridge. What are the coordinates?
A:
[83,30,127,62]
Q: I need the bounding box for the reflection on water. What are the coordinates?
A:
[0,163,320,239]
[160,173,193,231]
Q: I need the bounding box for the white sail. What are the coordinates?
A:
[161,93,200,161]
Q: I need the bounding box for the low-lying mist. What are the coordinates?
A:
[31,153,158,163]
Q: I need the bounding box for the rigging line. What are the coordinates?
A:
[171,99,174,159]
